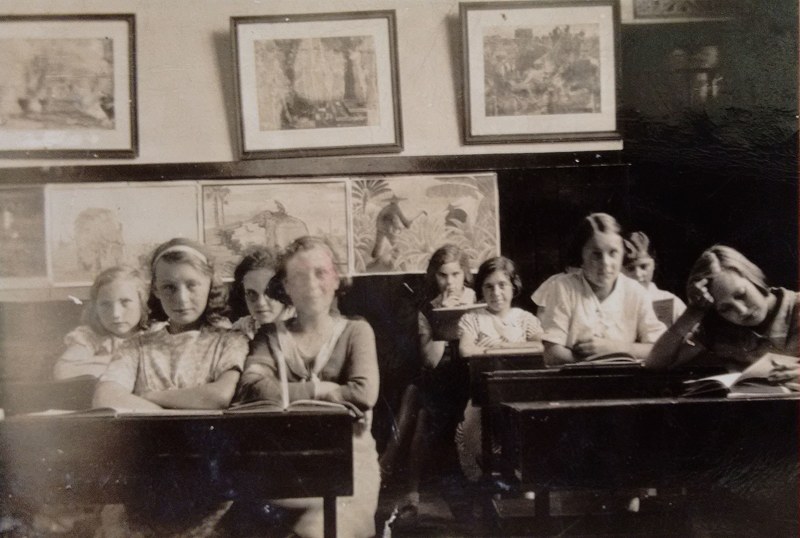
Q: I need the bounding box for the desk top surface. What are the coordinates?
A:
[504,394,800,410]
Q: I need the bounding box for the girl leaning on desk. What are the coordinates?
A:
[645,245,800,388]
[234,236,381,538]
[92,238,250,537]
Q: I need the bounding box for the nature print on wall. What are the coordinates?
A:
[483,24,601,117]
[47,183,198,286]
[0,38,114,130]
[352,173,499,275]
[0,15,136,157]
[201,180,350,279]
[0,186,46,286]
[254,36,379,131]
[461,1,618,143]
[232,11,402,158]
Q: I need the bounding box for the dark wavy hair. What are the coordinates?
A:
[228,246,280,322]
[474,256,523,301]
[566,212,623,268]
[83,265,150,336]
[423,244,474,302]
[147,238,228,326]
[267,236,352,307]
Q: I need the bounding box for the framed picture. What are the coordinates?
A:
[201,179,350,279]
[46,183,199,286]
[231,11,402,159]
[351,173,500,275]
[0,15,137,158]
[460,1,620,144]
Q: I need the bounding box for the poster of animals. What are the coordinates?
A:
[46,183,199,286]
[201,179,350,279]
[0,186,47,287]
[352,173,499,274]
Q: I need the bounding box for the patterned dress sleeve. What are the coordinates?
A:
[63,326,103,354]
[522,310,544,341]
[212,330,249,380]
[458,311,481,344]
[99,337,141,392]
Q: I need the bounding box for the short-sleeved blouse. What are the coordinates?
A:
[100,324,249,395]
[458,306,543,344]
[539,270,666,348]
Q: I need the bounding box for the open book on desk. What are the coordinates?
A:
[429,303,486,341]
[682,352,798,398]
[227,399,364,420]
[561,352,643,369]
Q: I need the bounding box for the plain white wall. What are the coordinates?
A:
[0,0,630,169]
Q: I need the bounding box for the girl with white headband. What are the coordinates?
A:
[93,237,248,536]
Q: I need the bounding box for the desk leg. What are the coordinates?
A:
[323,496,337,538]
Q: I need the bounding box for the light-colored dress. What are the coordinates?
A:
[539,270,666,349]
[101,324,248,394]
[97,323,248,537]
[53,325,130,380]
[238,316,380,538]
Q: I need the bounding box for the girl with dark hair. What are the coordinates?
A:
[228,246,294,340]
[379,244,476,520]
[539,213,666,366]
[456,255,542,481]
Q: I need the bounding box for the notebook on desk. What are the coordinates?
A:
[428,303,486,341]
[682,352,797,398]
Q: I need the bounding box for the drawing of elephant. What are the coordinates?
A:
[74,207,124,273]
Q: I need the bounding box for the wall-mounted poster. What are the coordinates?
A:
[201,179,350,279]
[47,183,198,286]
[352,173,499,275]
[0,186,47,287]
[0,15,137,158]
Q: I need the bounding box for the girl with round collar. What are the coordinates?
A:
[539,213,666,366]
[646,245,799,382]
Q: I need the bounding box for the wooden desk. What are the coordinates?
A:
[0,410,353,538]
[496,396,799,532]
[464,348,545,405]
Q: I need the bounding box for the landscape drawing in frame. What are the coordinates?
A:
[201,179,350,279]
[47,183,199,286]
[460,0,620,144]
[0,186,47,288]
[0,15,137,158]
[231,11,402,159]
[352,173,500,275]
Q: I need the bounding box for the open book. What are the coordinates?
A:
[227,398,364,419]
[682,352,798,397]
[562,351,643,369]
[429,303,486,341]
